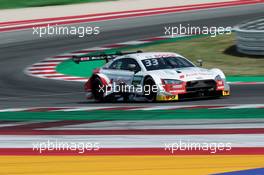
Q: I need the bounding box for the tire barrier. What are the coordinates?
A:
[234,18,264,56]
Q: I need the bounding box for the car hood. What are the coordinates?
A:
[148,67,217,81]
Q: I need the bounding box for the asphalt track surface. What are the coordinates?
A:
[0,4,264,108]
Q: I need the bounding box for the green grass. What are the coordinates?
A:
[0,108,263,121]
[0,0,116,9]
[57,59,104,77]
[125,34,264,76]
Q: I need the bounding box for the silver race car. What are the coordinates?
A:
[73,51,230,102]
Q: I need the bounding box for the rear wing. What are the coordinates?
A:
[72,50,143,64]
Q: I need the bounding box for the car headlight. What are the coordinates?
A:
[215,75,222,81]
[162,79,183,84]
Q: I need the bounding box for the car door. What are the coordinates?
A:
[102,58,141,86]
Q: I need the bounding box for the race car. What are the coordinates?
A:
[73,51,230,102]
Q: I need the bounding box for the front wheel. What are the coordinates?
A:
[92,77,105,102]
[144,77,157,102]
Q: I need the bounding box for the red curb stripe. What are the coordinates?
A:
[52,55,73,58]
[44,75,70,78]
[31,71,58,75]
[41,60,63,63]
[62,78,87,80]
[0,0,256,27]
[0,147,263,155]
[71,50,96,54]
[0,120,100,130]
[32,64,57,67]
[0,128,264,135]
[1,0,262,32]
[141,37,167,41]
[180,105,227,109]
[29,68,55,71]
[104,44,127,48]
[98,107,144,111]
[24,107,72,112]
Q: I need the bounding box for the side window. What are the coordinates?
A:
[109,58,141,72]
[109,60,123,70]
[121,58,141,72]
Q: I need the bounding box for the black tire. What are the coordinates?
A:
[92,77,105,102]
[144,77,157,102]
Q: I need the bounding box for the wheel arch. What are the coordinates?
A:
[85,73,110,92]
[210,68,226,79]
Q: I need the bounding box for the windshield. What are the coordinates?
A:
[141,57,195,71]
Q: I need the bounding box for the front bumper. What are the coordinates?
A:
[156,90,230,101]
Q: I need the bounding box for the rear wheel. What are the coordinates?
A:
[144,77,157,102]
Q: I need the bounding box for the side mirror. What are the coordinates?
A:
[196,59,203,67]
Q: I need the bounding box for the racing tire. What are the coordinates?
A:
[92,77,105,102]
[144,77,157,102]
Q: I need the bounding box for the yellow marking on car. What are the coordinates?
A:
[222,90,230,96]
[156,95,179,101]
